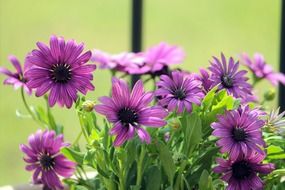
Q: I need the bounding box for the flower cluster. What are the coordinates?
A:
[213,153,274,190]
[91,42,185,75]
[1,35,284,189]
[212,106,275,189]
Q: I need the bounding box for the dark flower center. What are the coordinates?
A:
[40,154,55,170]
[221,75,233,88]
[173,88,186,100]
[232,160,252,180]
[118,107,138,126]
[17,74,27,83]
[150,65,170,77]
[232,128,247,142]
[51,63,72,83]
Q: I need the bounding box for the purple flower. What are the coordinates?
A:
[91,50,144,73]
[91,49,114,69]
[211,106,265,161]
[94,78,167,146]
[25,35,96,108]
[0,55,32,94]
[241,53,285,86]
[155,71,204,113]
[128,42,185,74]
[197,68,213,93]
[111,52,144,73]
[213,153,274,190]
[20,130,76,189]
[209,53,252,100]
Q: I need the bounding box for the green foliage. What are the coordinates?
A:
[157,142,176,186]
[12,75,285,190]
[199,170,213,190]
[180,112,202,157]
[61,147,85,165]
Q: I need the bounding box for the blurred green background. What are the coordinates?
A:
[0,0,281,185]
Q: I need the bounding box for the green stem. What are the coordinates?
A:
[136,145,146,186]
[77,112,90,144]
[21,87,36,120]
[72,131,83,145]
[118,160,126,190]
[21,87,45,128]
[252,75,261,87]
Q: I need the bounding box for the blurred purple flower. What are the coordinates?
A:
[94,78,167,146]
[20,130,76,189]
[241,53,285,86]
[211,106,265,160]
[156,71,204,113]
[91,49,114,69]
[25,35,96,108]
[129,42,185,74]
[209,53,252,100]
[0,55,32,94]
[213,153,274,190]
[111,52,145,73]
[91,50,144,73]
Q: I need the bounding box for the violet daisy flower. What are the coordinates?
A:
[94,78,167,146]
[128,42,185,75]
[209,53,252,100]
[197,68,213,93]
[241,53,285,86]
[25,35,96,108]
[213,153,274,190]
[20,130,76,189]
[0,55,31,94]
[155,71,204,113]
[211,106,265,160]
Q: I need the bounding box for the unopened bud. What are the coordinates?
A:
[264,89,276,101]
[82,100,95,112]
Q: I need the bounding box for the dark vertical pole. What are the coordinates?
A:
[131,0,143,86]
[279,1,285,111]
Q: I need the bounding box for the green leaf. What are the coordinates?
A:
[55,124,64,134]
[158,142,176,186]
[61,147,84,165]
[15,109,32,118]
[212,179,224,189]
[130,185,141,190]
[97,165,111,179]
[145,165,161,190]
[193,147,219,166]
[201,85,218,111]
[180,112,202,156]
[102,121,110,149]
[267,145,285,159]
[75,185,89,190]
[199,170,213,190]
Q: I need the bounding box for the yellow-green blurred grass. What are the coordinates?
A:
[0,0,281,185]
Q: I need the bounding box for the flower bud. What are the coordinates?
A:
[264,89,276,101]
[82,100,95,112]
